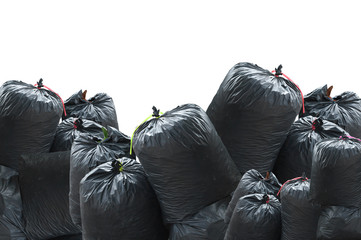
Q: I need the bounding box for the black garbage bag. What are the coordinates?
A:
[19,151,80,240]
[207,63,303,174]
[273,116,348,183]
[132,104,241,223]
[63,90,118,129]
[279,175,321,240]
[224,169,281,224]
[80,157,168,240]
[169,197,230,240]
[50,117,104,152]
[300,85,361,138]
[0,165,26,240]
[224,193,282,240]
[310,136,361,207]
[0,80,63,170]
[317,206,361,240]
[69,126,134,229]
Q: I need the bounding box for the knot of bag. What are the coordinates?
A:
[152,106,160,118]
[274,65,283,76]
[73,118,83,130]
[262,194,270,204]
[112,159,124,173]
[36,78,44,88]
[312,118,323,131]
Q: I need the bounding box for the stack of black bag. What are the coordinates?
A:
[311,136,361,239]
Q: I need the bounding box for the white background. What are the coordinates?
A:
[1,1,360,136]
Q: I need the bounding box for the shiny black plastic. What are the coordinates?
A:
[310,137,361,207]
[169,197,230,240]
[0,165,26,240]
[0,80,63,170]
[224,193,282,240]
[50,117,104,152]
[300,85,361,138]
[224,169,281,224]
[69,126,134,229]
[80,158,168,240]
[63,90,118,129]
[133,104,241,223]
[279,177,321,240]
[273,116,348,183]
[19,151,80,240]
[317,206,361,240]
[207,62,302,174]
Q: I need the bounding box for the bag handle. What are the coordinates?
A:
[272,65,305,113]
[129,106,163,155]
[34,78,67,117]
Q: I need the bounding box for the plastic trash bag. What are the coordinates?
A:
[224,169,281,224]
[224,193,282,240]
[169,197,230,240]
[0,165,26,240]
[310,136,361,207]
[0,80,63,170]
[279,175,321,240]
[19,151,80,240]
[80,157,168,240]
[317,206,361,240]
[50,117,104,152]
[207,63,302,174]
[63,90,118,129]
[69,126,134,229]
[132,104,241,223]
[273,116,348,183]
[300,85,361,138]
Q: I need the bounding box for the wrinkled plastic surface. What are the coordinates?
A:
[63,90,118,129]
[224,169,281,224]
[273,116,348,183]
[80,157,168,240]
[310,137,361,207]
[317,206,361,240]
[51,117,104,152]
[69,126,134,229]
[207,62,302,174]
[0,80,63,170]
[300,85,361,138]
[279,177,321,240]
[224,193,282,240]
[133,104,241,223]
[0,165,26,240]
[19,151,80,240]
[169,197,230,240]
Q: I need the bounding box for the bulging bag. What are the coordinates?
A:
[50,117,104,152]
[80,158,168,240]
[63,90,118,129]
[69,126,133,229]
[273,116,348,183]
[310,136,361,207]
[0,80,63,170]
[224,193,282,240]
[279,176,321,240]
[317,206,361,240]
[224,169,281,224]
[169,197,230,240]
[19,151,80,240]
[207,63,302,174]
[300,85,361,138]
[132,104,241,223]
[0,165,26,240]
